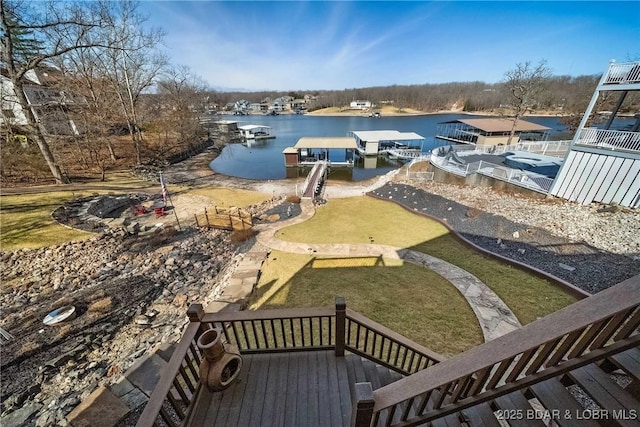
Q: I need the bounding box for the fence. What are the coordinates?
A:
[429,153,555,194]
[194,206,252,230]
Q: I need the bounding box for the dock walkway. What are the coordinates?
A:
[301,161,328,199]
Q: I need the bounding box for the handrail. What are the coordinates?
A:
[204,307,336,354]
[345,309,444,375]
[575,127,640,153]
[137,322,202,427]
[370,275,640,426]
[137,298,443,426]
[604,61,640,85]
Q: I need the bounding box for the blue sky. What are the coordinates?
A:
[139,1,640,92]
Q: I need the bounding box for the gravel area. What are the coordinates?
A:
[371,182,640,294]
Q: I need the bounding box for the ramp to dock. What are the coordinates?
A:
[302,161,328,199]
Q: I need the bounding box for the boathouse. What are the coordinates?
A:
[435,118,551,146]
[348,130,425,156]
[238,125,274,140]
[283,136,357,167]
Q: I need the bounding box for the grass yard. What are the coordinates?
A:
[186,187,271,207]
[412,235,576,324]
[1,192,96,250]
[275,196,577,325]
[276,197,449,248]
[251,251,483,356]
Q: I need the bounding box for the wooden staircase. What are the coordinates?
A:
[361,275,640,427]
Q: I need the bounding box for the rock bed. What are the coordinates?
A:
[372,182,640,293]
[0,226,247,426]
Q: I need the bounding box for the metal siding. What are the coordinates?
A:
[582,156,616,205]
[571,154,599,203]
[612,160,640,205]
[593,157,627,202]
[560,152,590,199]
[553,151,582,197]
[549,151,576,196]
[620,171,640,207]
[601,159,634,204]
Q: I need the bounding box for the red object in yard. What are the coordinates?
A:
[154,207,165,218]
[134,205,147,216]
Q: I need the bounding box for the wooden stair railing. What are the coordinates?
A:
[136,298,442,427]
[365,275,640,427]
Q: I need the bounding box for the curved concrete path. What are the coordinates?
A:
[253,200,522,342]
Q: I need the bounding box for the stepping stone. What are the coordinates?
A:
[66,386,129,427]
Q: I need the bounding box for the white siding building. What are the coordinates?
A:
[549,61,640,208]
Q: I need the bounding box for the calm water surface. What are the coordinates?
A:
[209,113,574,181]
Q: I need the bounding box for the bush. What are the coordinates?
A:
[286,195,301,204]
[230,228,256,243]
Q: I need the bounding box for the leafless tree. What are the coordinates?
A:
[503,60,552,144]
[0,0,112,183]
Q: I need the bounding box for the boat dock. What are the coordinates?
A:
[238,125,275,140]
[348,130,425,157]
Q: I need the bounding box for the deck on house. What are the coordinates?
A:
[185,351,403,427]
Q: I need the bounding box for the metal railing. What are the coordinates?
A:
[430,153,555,194]
[575,128,640,153]
[448,140,571,156]
[604,61,640,85]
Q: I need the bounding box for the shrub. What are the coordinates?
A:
[230,228,256,243]
[286,195,301,204]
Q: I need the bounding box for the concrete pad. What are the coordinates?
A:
[67,386,129,427]
[124,354,167,397]
[205,301,243,313]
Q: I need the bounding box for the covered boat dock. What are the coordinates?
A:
[283,136,358,167]
[435,118,551,146]
[347,130,425,156]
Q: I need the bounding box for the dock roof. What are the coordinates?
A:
[350,130,425,141]
[454,118,550,133]
[294,137,358,149]
[238,124,271,131]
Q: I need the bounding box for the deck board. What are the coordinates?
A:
[185,350,405,426]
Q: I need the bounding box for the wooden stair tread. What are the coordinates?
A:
[430,412,462,427]
[493,391,546,427]
[460,402,501,427]
[611,348,640,382]
[568,364,640,427]
[529,378,600,427]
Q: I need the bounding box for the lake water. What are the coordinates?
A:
[209,113,582,181]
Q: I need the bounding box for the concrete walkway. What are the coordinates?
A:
[254,200,522,342]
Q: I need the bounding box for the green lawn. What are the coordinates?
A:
[275,196,577,325]
[1,192,96,250]
[252,251,483,356]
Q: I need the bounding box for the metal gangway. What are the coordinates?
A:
[301,161,329,200]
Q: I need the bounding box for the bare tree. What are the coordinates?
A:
[503,60,552,144]
[153,65,208,152]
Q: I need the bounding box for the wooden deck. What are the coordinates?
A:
[184,351,403,427]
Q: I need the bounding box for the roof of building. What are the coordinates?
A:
[238,125,271,131]
[294,137,358,149]
[456,118,550,133]
[350,130,425,142]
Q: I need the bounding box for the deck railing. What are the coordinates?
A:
[361,275,640,427]
[137,298,444,427]
[575,127,640,153]
[604,61,640,85]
